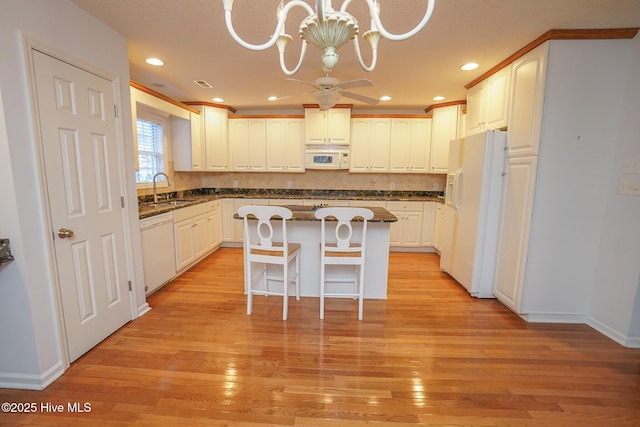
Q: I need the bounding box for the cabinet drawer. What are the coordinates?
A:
[387,201,424,212]
[206,200,221,212]
[173,203,207,222]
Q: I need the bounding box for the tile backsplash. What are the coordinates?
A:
[137,168,446,197]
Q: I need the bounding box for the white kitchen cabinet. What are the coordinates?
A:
[350,117,391,172]
[433,202,444,252]
[493,155,538,312]
[173,203,208,271]
[466,65,511,136]
[421,202,437,247]
[229,118,266,171]
[221,198,236,243]
[389,118,432,173]
[429,104,464,173]
[506,47,547,157]
[387,201,423,247]
[265,118,305,172]
[206,200,222,250]
[172,112,204,171]
[304,108,350,145]
[202,105,229,171]
[349,200,387,208]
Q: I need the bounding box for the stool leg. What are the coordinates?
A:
[320,259,325,320]
[247,260,253,315]
[282,262,288,320]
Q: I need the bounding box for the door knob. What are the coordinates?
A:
[58,228,74,239]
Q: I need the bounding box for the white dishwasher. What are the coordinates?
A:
[140,212,176,295]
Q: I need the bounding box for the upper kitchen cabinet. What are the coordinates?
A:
[202,106,230,171]
[428,103,465,173]
[506,44,548,157]
[176,104,230,171]
[228,118,266,171]
[265,118,305,172]
[466,65,511,136]
[305,107,351,145]
[350,117,391,172]
[389,118,432,173]
[172,112,204,171]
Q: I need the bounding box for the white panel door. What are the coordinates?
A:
[33,50,131,362]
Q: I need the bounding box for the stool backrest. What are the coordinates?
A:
[314,207,374,253]
[237,205,293,251]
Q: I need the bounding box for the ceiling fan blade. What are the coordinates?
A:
[285,78,319,89]
[272,91,317,101]
[336,78,374,90]
[341,91,380,105]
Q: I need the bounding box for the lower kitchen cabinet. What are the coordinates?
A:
[433,202,444,252]
[173,203,208,271]
[421,202,437,247]
[206,200,222,249]
[387,201,424,247]
[231,198,270,242]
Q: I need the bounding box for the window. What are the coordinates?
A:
[135,109,168,185]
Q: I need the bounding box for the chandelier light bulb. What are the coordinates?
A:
[221,0,436,75]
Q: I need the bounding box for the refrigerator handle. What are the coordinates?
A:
[453,168,463,211]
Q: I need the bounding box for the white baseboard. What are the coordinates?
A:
[0,360,65,390]
[587,316,640,348]
[520,312,587,323]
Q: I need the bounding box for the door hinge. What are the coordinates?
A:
[121,196,125,208]
[128,280,132,291]
[113,105,118,117]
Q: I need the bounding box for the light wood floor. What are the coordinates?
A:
[1,248,639,426]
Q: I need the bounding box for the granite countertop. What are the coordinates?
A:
[138,188,444,219]
[234,205,397,223]
[0,239,14,269]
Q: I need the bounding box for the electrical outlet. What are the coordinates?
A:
[622,158,640,175]
[433,183,440,191]
[233,180,238,188]
[618,178,640,196]
[390,182,396,190]
[287,181,292,189]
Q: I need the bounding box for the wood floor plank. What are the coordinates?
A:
[1,248,638,426]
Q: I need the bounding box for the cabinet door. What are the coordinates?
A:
[507,43,548,157]
[389,119,411,172]
[430,105,461,173]
[403,211,423,247]
[229,119,249,171]
[327,108,350,145]
[485,65,511,130]
[304,109,326,144]
[193,215,209,259]
[368,118,391,172]
[466,82,486,135]
[265,119,287,171]
[221,199,236,243]
[284,119,305,171]
[349,118,371,172]
[203,106,229,171]
[493,156,538,312]
[172,112,204,171]
[421,202,436,246]
[248,119,266,170]
[409,119,432,172]
[207,202,222,249]
[434,203,444,252]
[175,220,195,270]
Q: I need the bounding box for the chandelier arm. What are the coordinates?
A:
[222,0,314,51]
[343,0,436,42]
[279,40,309,76]
[352,36,377,72]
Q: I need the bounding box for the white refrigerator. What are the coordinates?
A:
[439,130,506,298]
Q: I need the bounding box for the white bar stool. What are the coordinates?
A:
[237,205,301,320]
[314,207,374,320]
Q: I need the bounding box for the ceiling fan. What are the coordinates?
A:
[279,76,380,110]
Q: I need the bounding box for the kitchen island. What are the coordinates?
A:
[237,206,397,299]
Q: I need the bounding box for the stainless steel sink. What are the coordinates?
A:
[150,200,193,208]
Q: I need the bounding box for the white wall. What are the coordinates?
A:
[588,34,640,347]
[0,0,143,389]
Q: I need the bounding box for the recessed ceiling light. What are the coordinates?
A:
[460,62,479,71]
[433,96,445,101]
[380,96,391,101]
[268,96,278,101]
[212,97,224,103]
[145,58,164,66]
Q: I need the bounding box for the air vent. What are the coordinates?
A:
[193,79,213,88]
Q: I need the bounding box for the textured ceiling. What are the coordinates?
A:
[71,0,640,112]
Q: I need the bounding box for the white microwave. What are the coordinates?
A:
[305,148,350,169]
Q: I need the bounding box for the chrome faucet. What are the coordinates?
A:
[152,172,172,204]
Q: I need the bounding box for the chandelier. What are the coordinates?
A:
[221,0,436,75]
